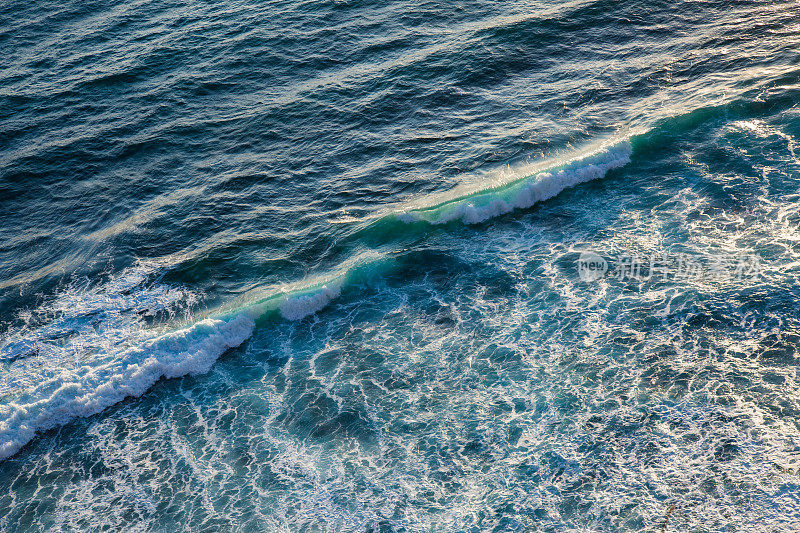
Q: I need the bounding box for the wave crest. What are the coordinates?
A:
[397,140,632,225]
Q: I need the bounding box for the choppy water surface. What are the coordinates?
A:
[2,0,800,530]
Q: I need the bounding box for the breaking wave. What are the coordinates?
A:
[0,252,388,461]
[0,314,254,461]
[396,140,633,225]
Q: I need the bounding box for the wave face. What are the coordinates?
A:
[3,0,800,530]
[397,141,633,224]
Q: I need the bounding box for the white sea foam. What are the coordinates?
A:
[398,141,633,225]
[279,284,342,321]
[0,314,255,461]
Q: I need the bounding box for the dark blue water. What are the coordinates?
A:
[2,0,800,530]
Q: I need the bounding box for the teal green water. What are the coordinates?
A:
[2,0,800,530]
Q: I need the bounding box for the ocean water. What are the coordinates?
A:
[2,0,800,530]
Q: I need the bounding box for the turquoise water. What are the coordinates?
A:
[2,0,800,530]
